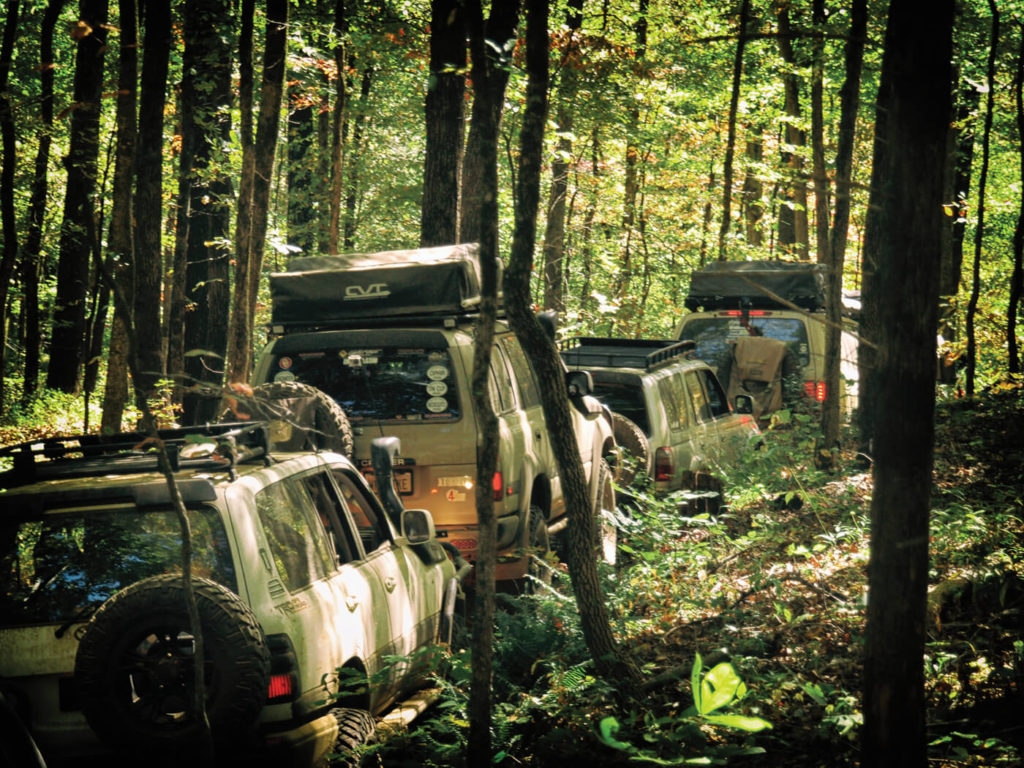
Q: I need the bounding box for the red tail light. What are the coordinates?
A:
[719,310,770,316]
[265,634,299,703]
[492,470,503,502]
[267,673,296,702]
[654,447,674,481]
[804,380,827,402]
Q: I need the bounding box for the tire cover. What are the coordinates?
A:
[610,412,651,486]
[74,574,270,749]
[239,380,354,456]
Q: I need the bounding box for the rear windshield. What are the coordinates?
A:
[0,505,235,627]
[270,346,461,423]
[590,379,650,436]
[680,317,810,371]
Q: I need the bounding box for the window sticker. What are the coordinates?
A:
[278,356,293,370]
[426,380,448,397]
[427,364,449,381]
[274,371,296,382]
[426,396,448,413]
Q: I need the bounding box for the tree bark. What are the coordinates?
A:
[742,133,763,246]
[861,2,954,766]
[776,7,809,260]
[718,0,750,259]
[541,0,582,313]
[132,0,171,409]
[965,2,998,398]
[1010,23,1024,375]
[819,0,866,469]
[327,0,348,253]
[0,0,20,414]
[46,0,108,394]
[343,66,373,248]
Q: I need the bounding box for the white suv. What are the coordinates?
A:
[0,422,459,766]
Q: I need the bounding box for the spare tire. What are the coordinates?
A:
[74,574,270,750]
[231,380,354,456]
[610,412,651,487]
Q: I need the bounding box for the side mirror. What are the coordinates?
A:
[734,394,754,415]
[565,370,593,398]
[402,508,436,545]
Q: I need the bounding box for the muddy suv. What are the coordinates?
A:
[251,244,618,581]
[0,422,460,767]
[561,337,760,506]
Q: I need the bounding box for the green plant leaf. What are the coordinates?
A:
[597,716,635,752]
[698,663,745,714]
[703,713,773,732]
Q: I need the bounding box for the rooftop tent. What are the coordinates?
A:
[685,260,828,311]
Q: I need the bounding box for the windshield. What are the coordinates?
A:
[679,317,810,372]
[270,346,461,423]
[0,505,235,627]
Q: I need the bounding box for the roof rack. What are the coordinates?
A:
[0,422,272,490]
[560,337,696,371]
[267,307,509,337]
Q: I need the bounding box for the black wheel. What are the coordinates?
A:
[525,505,553,590]
[610,412,651,487]
[74,574,270,750]
[327,707,375,766]
[231,380,354,456]
[594,459,618,566]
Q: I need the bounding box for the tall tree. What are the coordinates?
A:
[503,0,640,691]
[46,0,109,394]
[777,6,810,260]
[542,0,582,314]
[1010,22,1024,375]
[327,0,349,253]
[227,0,287,383]
[100,0,138,433]
[965,2,999,398]
[180,0,235,423]
[718,0,750,259]
[21,0,66,407]
[420,0,466,247]
[132,0,172,407]
[819,0,866,470]
[343,65,373,248]
[287,0,320,255]
[0,0,20,413]
[810,0,829,265]
[861,2,954,767]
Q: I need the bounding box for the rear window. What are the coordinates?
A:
[680,316,810,371]
[590,378,650,436]
[271,346,461,423]
[0,505,235,627]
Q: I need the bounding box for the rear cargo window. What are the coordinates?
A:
[680,317,810,371]
[0,506,235,627]
[590,379,650,436]
[272,346,461,422]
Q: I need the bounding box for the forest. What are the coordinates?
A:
[0,0,1022,766]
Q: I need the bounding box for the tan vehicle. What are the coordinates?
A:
[0,423,458,767]
[560,337,761,508]
[252,244,618,581]
[674,260,859,419]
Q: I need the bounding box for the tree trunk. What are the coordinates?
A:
[819,0,866,470]
[464,4,500,762]
[287,0,318,256]
[810,0,829,265]
[776,7,809,260]
[132,0,171,408]
[861,3,954,767]
[742,133,763,246]
[504,0,640,691]
[46,0,108,394]
[180,0,234,424]
[965,2,998,399]
[1010,23,1024,375]
[541,0,582,313]
[343,66,373,248]
[20,0,65,407]
[99,0,137,433]
[420,0,465,247]
[327,0,348,253]
[459,0,520,245]
[0,0,20,414]
[718,0,750,259]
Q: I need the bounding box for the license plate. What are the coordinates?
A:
[363,469,413,496]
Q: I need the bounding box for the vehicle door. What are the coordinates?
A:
[489,341,528,520]
[655,371,700,490]
[682,369,719,473]
[690,368,750,465]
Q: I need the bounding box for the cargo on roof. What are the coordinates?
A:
[685,259,828,311]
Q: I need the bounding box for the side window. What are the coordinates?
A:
[332,470,388,555]
[490,347,516,414]
[699,369,730,418]
[297,471,360,565]
[500,336,541,408]
[658,377,685,433]
[255,480,334,592]
[685,370,712,423]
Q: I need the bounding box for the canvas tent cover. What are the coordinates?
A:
[270,243,498,326]
[685,260,828,311]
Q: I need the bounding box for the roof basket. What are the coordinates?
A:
[560,337,696,371]
[0,422,272,489]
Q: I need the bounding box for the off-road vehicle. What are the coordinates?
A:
[675,260,860,418]
[0,422,461,767]
[251,244,618,581]
[561,337,760,507]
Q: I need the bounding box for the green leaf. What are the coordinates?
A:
[703,713,773,732]
[596,716,635,752]
[698,663,745,715]
[802,682,827,705]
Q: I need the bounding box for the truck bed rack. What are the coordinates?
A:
[560,337,696,371]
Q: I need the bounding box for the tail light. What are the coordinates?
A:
[804,381,827,402]
[719,310,770,317]
[265,633,299,704]
[654,447,674,481]
[492,470,503,502]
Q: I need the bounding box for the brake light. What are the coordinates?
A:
[265,634,299,704]
[654,447,674,481]
[492,470,503,502]
[719,310,770,316]
[804,380,827,402]
[267,673,295,702]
